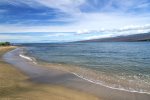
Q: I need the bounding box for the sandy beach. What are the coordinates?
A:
[0,46,100,100]
[1,0,150,99]
[2,47,150,100]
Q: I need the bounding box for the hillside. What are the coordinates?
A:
[81,33,150,42]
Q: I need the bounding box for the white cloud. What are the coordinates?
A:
[46,33,70,37]
[0,0,150,43]
[84,34,114,40]
[0,0,150,32]
[75,24,150,40]
[35,0,85,14]
[76,29,91,34]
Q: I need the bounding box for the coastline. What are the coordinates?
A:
[40,62,150,95]
[0,46,100,100]
[3,47,150,100]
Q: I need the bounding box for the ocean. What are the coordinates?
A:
[20,42,150,94]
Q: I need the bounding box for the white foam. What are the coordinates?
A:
[71,72,150,95]
[19,54,37,64]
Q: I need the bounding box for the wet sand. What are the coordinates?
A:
[3,48,150,100]
[0,47,99,100]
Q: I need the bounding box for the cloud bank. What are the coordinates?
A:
[0,0,150,42]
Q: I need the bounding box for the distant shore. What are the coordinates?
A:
[0,46,100,100]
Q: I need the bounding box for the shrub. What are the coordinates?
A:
[0,42,11,46]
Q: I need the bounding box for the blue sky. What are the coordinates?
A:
[0,0,150,43]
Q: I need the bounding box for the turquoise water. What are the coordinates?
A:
[22,42,150,93]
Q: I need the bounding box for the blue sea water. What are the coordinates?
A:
[21,42,150,93]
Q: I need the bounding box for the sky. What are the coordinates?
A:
[0,0,150,43]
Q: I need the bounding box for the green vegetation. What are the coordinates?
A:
[0,42,11,46]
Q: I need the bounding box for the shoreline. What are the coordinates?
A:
[0,46,100,100]
[18,51,150,95]
[3,47,150,100]
[39,62,150,95]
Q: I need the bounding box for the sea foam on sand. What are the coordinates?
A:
[19,54,37,64]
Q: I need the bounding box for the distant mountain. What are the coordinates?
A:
[80,33,150,42]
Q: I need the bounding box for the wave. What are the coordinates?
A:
[40,62,150,95]
[19,54,37,64]
[72,72,150,95]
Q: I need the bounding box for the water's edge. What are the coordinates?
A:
[19,47,150,95]
[3,47,150,100]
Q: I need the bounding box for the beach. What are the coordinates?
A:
[2,46,150,100]
[0,46,100,100]
[1,0,150,99]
